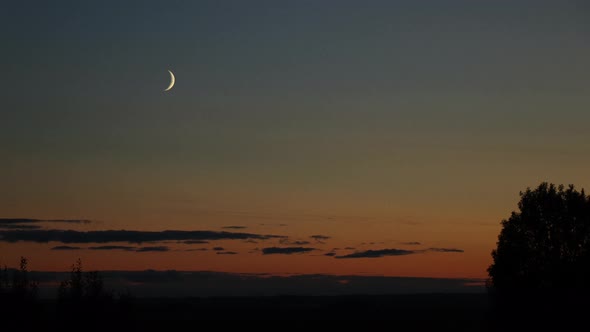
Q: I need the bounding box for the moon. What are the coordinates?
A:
[164,70,175,92]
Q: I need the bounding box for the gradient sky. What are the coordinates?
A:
[1,1,589,280]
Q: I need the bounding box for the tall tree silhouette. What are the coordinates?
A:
[488,182,590,292]
[0,257,38,301]
[0,257,39,320]
[58,258,113,320]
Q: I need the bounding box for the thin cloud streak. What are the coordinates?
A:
[262,247,317,255]
[428,247,464,253]
[88,245,135,251]
[0,224,42,230]
[135,246,169,252]
[280,238,311,245]
[0,218,92,225]
[182,240,209,244]
[336,249,415,259]
[0,229,285,244]
[335,247,464,259]
[51,245,81,250]
[88,245,170,252]
[217,251,238,255]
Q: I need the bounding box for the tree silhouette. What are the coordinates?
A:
[0,257,38,300]
[58,258,84,302]
[11,257,39,300]
[0,257,39,320]
[488,182,590,293]
[57,258,113,319]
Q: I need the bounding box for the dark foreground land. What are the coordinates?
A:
[132,293,492,320]
[24,293,493,326]
[7,292,587,329]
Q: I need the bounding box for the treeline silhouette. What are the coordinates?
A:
[0,257,134,321]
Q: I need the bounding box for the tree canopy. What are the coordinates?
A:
[488,182,590,291]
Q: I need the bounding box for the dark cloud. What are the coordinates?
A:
[0,229,284,244]
[335,247,465,259]
[344,247,356,250]
[310,235,330,241]
[324,252,336,257]
[182,240,209,244]
[216,251,238,255]
[401,242,421,245]
[0,224,42,230]
[0,218,90,231]
[87,245,170,252]
[0,218,92,224]
[280,238,311,245]
[221,226,247,229]
[428,247,464,253]
[212,247,224,251]
[136,246,169,252]
[51,245,81,250]
[88,245,135,251]
[262,247,317,255]
[335,249,415,259]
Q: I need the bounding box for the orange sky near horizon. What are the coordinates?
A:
[2,161,589,278]
[1,234,495,279]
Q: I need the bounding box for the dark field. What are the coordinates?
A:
[26,293,494,324]
[7,292,588,331]
[130,294,492,321]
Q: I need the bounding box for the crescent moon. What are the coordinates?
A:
[164,70,175,92]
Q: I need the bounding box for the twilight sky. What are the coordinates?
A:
[1,1,589,282]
